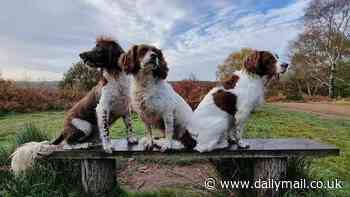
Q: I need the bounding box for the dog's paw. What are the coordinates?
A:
[237,140,250,149]
[127,135,138,145]
[154,139,173,152]
[102,143,113,153]
[140,137,154,151]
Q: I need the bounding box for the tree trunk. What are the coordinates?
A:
[254,158,287,197]
[81,159,116,195]
[329,62,336,98]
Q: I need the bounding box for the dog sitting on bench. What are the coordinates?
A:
[11,37,137,174]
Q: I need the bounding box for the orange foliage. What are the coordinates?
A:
[0,79,84,113]
[171,80,217,109]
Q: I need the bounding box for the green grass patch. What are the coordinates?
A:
[245,105,350,196]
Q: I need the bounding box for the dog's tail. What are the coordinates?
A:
[51,133,64,145]
[10,134,64,175]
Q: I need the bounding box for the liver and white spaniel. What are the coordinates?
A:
[188,51,288,152]
[119,44,196,152]
[11,38,136,174]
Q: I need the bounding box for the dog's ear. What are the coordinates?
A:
[152,49,169,79]
[119,45,139,74]
[243,51,260,74]
[222,74,239,89]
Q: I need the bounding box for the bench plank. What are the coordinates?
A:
[48,138,339,159]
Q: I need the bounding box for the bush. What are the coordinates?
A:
[171,80,216,109]
[59,61,100,91]
[0,78,85,113]
[14,123,50,146]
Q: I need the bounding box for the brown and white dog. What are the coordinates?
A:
[119,44,196,152]
[11,38,137,174]
[188,51,288,152]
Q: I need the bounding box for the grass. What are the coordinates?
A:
[0,105,349,196]
[0,111,145,147]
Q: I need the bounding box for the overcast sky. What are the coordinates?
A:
[0,0,310,81]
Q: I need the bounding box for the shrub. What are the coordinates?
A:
[59,61,100,91]
[14,123,50,146]
[171,80,216,109]
[0,78,85,113]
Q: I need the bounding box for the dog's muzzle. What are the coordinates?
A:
[79,52,92,65]
[280,63,289,74]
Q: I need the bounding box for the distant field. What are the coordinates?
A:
[0,105,349,195]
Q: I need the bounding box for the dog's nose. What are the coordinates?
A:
[281,63,289,69]
[79,52,88,59]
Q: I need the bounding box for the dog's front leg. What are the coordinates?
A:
[157,113,175,152]
[232,120,249,149]
[140,124,153,150]
[122,111,138,145]
[96,104,113,153]
[229,113,249,149]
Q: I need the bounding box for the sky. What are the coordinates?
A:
[0,0,310,81]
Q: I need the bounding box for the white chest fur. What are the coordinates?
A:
[232,70,265,112]
[100,72,131,116]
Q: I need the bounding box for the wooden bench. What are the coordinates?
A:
[47,138,339,197]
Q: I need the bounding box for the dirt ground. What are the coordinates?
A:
[272,102,350,120]
[117,158,218,194]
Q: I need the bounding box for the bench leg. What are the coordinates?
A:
[81,159,116,195]
[253,158,287,197]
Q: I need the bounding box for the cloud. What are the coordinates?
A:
[0,0,310,81]
[82,0,187,47]
[165,0,311,80]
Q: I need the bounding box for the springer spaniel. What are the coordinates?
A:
[11,38,136,174]
[76,37,138,152]
[119,44,196,152]
[188,51,288,152]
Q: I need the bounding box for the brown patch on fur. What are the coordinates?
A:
[213,90,237,116]
[243,50,277,77]
[59,84,102,144]
[96,36,118,44]
[258,51,277,77]
[244,50,260,74]
[80,36,124,70]
[119,45,140,74]
[222,74,239,89]
[119,44,168,79]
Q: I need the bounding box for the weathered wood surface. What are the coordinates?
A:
[254,158,287,197]
[48,138,339,159]
[81,159,116,194]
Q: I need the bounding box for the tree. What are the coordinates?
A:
[59,61,100,91]
[304,0,350,97]
[216,48,253,80]
[288,32,330,96]
[183,73,198,81]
